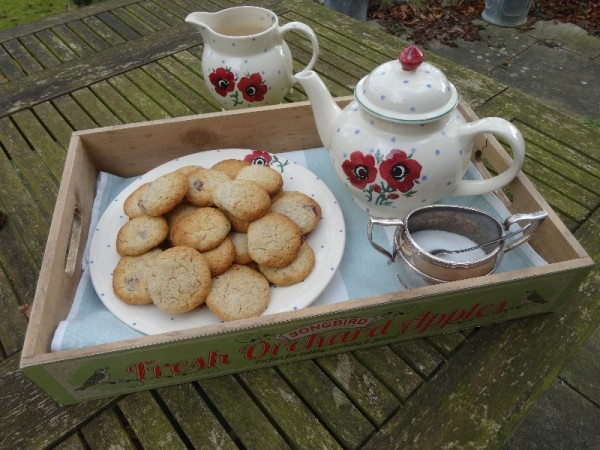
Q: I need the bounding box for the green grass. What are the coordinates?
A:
[0,0,73,31]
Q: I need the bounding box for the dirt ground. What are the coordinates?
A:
[368,0,600,47]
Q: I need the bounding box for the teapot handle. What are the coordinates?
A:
[452,117,526,197]
[278,22,320,73]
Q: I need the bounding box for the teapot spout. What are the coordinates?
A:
[295,70,342,147]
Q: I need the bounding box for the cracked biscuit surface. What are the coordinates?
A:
[113,248,162,304]
[148,246,212,314]
[212,179,271,222]
[185,168,231,207]
[170,207,231,252]
[235,164,283,196]
[247,212,303,268]
[141,171,188,216]
[271,191,322,234]
[206,264,270,321]
[116,215,168,256]
[259,242,315,286]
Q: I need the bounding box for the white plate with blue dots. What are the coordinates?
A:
[89,149,346,335]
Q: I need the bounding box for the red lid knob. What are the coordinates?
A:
[399,45,424,71]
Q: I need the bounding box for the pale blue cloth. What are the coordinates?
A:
[51,147,546,351]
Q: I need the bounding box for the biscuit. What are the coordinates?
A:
[141,171,188,216]
[206,264,270,321]
[230,232,253,264]
[212,179,271,221]
[170,207,231,252]
[247,212,303,267]
[271,191,322,234]
[259,242,315,286]
[148,246,212,314]
[202,236,236,277]
[123,183,150,219]
[185,168,231,207]
[235,164,283,196]
[211,158,250,179]
[116,215,168,256]
[112,248,162,304]
[224,211,251,233]
[176,165,203,176]
[165,202,199,240]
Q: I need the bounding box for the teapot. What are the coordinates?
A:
[186,6,319,110]
[294,45,526,218]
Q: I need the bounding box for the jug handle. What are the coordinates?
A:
[278,22,320,72]
[502,210,547,252]
[451,117,526,197]
[367,217,405,264]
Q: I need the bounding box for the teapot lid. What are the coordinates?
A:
[355,45,459,123]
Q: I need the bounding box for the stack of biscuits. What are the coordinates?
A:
[112,157,322,322]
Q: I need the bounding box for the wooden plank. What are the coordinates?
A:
[354,346,423,402]
[107,74,171,120]
[238,368,342,449]
[67,20,111,52]
[0,181,43,307]
[53,433,87,449]
[141,60,216,114]
[89,80,147,124]
[522,152,598,211]
[52,95,98,131]
[82,16,127,47]
[199,375,291,449]
[33,101,76,149]
[0,117,58,219]
[111,6,157,36]
[158,52,221,111]
[34,29,79,63]
[0,353,116,450]
[97,11,142,41]
[0,45,25,81]
[117,391,187,449]
[317,352,400,426]
[0,26,202,118]
[128,3,173,30]
[18,34,62,69]
[426,332,466,358]
[157,383,238,449]
[2,38,44,75]
[141,0,185,25]
[11,109,66,181]
[51,24,95,58]
[0,0,141,42]
[278,359,375,449]
[390,339,446,379]
[125,67,194,117]
[81,407,136,450]
[477,89,600,162]
[71,88,123,127]
[0,266,29,355]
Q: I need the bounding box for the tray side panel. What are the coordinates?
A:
[22,265,590,404]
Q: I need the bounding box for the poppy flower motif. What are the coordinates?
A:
[379,149,422,193]
[238,73,268,102]
[244,150,272,166]
[342,151,378,190]
[209,67,236,97]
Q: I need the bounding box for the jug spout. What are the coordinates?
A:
[294,70,342,147]
[185,11,214,39]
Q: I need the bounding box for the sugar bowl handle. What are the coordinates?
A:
[367,217,405,264]
[453,117,526,196]
[503,210,548,252]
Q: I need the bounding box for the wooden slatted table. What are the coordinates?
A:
[1,0,598,448]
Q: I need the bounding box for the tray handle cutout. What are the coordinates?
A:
[65,206,83,277]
